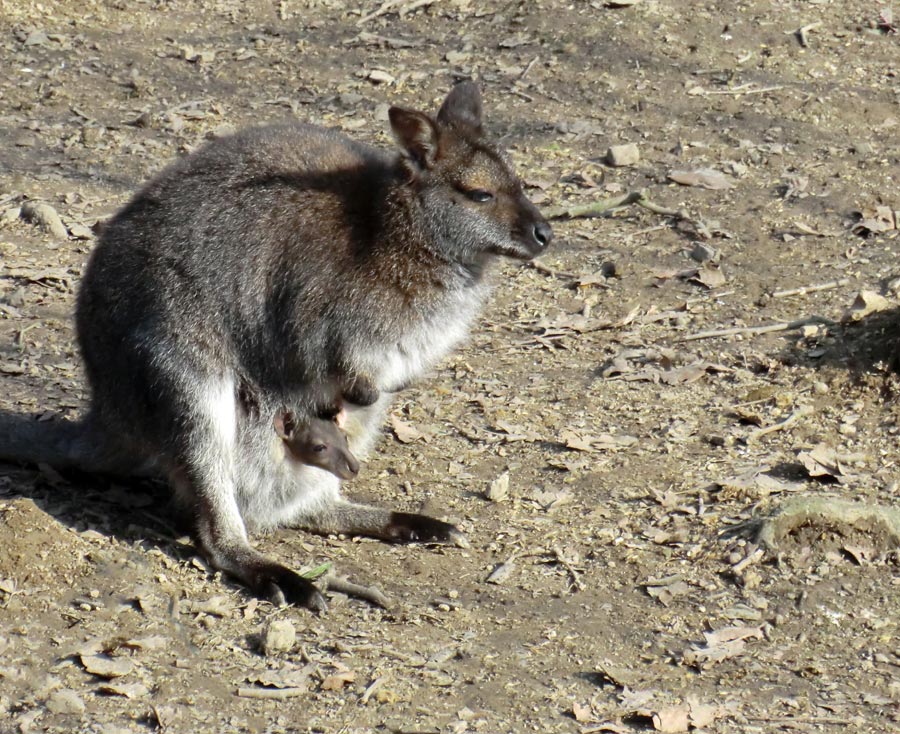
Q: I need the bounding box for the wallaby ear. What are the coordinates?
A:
[389,107,439,170]
[273,411,294,440]
[436,81,483,135]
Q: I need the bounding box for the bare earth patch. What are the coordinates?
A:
[1,1,899,732]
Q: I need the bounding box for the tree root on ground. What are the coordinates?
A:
[726,496,900,552]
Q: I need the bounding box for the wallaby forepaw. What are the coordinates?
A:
[253,565,328,612]
[386,512,468,547]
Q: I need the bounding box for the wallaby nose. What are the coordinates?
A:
[533,221,553,249]
[344,455,360,479]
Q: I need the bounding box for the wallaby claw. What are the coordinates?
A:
[254,566,327,612]
[385,512,467,547]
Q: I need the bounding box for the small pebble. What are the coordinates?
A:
[605,143,640,167]
[690,241,717,263]
[262,618,296,655]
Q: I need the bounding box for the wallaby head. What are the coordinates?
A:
[388,81,552,266]
[274,410,360,481]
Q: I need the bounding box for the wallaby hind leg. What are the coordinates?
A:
[292,499,469,548]
[170,377,327,611]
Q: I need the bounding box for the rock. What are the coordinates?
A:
[45,689,85,715]
[606,143,640,167]
[20,202,69,239]
[79,654,133,679]
[690,242,717,263]
[261,618,296,655]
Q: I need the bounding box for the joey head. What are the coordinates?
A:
[273,409,359,481]
[0,81,551,611]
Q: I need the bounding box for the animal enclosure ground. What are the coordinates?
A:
[1,1,899,732]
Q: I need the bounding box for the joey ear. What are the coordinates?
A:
[389,107,439,170]
[273,411,294,439]
[436,81,483,135]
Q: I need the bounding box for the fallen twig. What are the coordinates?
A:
[325,574,393,610]
[519,55,539,80]
[545,190,691,222]
[747,405,813,443]
[731,547,765,574]
[551,544,585,592]
[693,84,784,96]
[524,259,576,279]
[772,279,849,299]
[236,687,306,700]
[360,676,385,704]
[795,21,822,47]
[681,315,834,342]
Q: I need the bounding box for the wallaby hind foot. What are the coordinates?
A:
[292,498,468,549]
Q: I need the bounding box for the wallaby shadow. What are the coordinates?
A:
[0,411,191,562]
[782,304,900,383]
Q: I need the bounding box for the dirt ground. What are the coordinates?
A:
[1,1,899,732]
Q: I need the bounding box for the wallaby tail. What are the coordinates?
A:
[0,411,142,476]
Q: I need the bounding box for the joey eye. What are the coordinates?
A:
[465,189,494,203]
[313,444,327,453]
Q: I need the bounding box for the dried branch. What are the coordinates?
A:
[681,315,834,342]
[325,574,394,610]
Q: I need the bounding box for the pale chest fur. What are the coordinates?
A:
[351,282,489,391]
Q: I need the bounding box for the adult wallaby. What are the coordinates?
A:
[0,82,551,611]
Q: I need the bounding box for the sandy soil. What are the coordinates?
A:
[1,1,899,732]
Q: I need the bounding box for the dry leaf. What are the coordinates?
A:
[842,544,872,565]
[659,362,709,385]
[703,625,764,646]
[851,206,897,236]
[716,465,804,500]
[652,704,690,733]
[668,169,735,190]
[123,636,167,651]
[79,654,134,679]
[560,430,595,452]
[683,625,763,669]
[841,290,894,322]
[486,472,510,502]
[689,264,727,289]
[486,559,516,584]
[321,670,356,691]
[493,419,541,442]
[795,443,868,482]
[98,682,150,698]
[683,638,747,668]
[688,700,720,728]
[572,701,593,722]
[644,579,691,606]
[247,665,314,690]
[389,414,428,444]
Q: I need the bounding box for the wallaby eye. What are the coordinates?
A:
[465,189,494,203]
[313,444,327,453]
